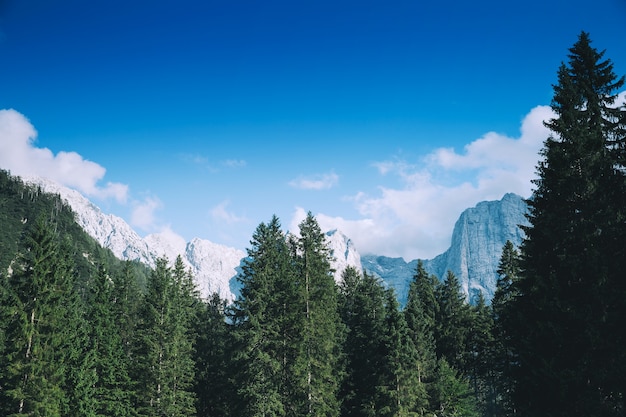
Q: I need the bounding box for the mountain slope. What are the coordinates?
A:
[25,176,246,301]
[0,169,150,286]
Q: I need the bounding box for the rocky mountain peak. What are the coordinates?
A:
[23,175,527,305]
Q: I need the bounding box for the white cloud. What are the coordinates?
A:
[289,172,339,190]
[131,195,162,231]
[211,200,247,224]
[307,105,555,261]
[0,109,128,203]
[222,159,246,168]
[180,152,209,165]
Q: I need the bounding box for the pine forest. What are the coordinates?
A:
[1,32,625,416]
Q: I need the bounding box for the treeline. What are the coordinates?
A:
[1,31,625,417]
[0,198,496,416]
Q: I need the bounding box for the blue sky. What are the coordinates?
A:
[1,0,625,260]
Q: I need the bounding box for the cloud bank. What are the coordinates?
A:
[0,109,128,203]
[311,105,555,261]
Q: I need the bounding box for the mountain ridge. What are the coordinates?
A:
[25,175,528,304]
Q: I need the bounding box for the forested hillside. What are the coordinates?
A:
[0,32,625,416]
[0,169,150,287]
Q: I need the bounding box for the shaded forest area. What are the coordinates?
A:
[1,32,625,416]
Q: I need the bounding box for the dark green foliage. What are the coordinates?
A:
[112,261,143,369]
[491,241,520,322]
[134,257,198,417]
[507,32,626,416]
[230,214,343,417]
[230,215,296,417]
[465,293,495,417]
[491,241,521,416]
[404,260,439,393]
[431,359,479,417]
[339,267,387,416]
[292,212,342,417]
[339,266,430,417]
[0,217,75,416]
[195,293,235,417]
[85,262,134,417]
[434,271,471,373]
[378,288,427,417]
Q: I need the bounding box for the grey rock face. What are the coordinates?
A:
[362,193,529,305]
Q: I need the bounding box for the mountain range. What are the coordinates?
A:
[26,176,529,304]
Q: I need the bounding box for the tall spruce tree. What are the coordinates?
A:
[404,260,439,392]
[434,270,470,373]
[491,241,521,417]
[111,260,142,410]
[0,271,11,414]
[338,267,387,417]
[465,292,495,417]
[378,288,427,417]
[0,217,74,416]
[60,237,98,417]
[169,256,200,416]
[292,212,341,417]
[84,262,133,417]
[492,241,520,322]
[195,293,235,417]
[230,216,295,417]
[134,257,197,417]
[509,32,626,416]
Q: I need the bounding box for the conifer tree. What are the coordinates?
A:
[111,260,142,412]
[60,237,97,417]
[509,32,626,416]
[292,212,341,417]
[434,271,470,373]
[404,259,439,393]
[134,257,197,417]
[0,271,10,415]
[431,359,478,417]
[491,241,520,417]
[168,256,199,416]
[378,288,427,417]
[230,216,295,417]
[465,292,495,417]
[85,262,133,417]
[338,267,386,417]
[195,293,235,417]
[492,240,520,322]
[0,218,74,416]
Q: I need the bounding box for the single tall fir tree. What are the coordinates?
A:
[0,218,77,416]
[434,271,470,373]
[509,32,626,416]
[230,216,296,417]
[83,262,133,417]
[491,240,521,417]
[292,212,342,417]
[134,257,197,417]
